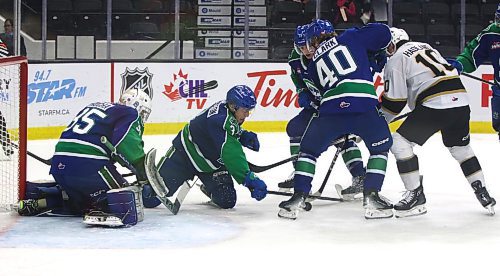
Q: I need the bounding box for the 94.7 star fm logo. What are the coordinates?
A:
[162,68,210,109]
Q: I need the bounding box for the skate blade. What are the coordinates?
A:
[83,214,124,227]
[278,208,299,220]
[395,205,427,218]
[486,205,495,216]
[364,208,393,219]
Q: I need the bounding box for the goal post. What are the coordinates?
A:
[0,56,27,211]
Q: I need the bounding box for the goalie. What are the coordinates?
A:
[17,88,161,227]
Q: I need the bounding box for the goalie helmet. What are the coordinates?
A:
[119,88,152,122]
[226,85,256,110]
[386,27,409,56]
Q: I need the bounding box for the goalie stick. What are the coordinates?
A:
[100,137,187,215]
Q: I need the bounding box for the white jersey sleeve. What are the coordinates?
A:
[382,41,468,116]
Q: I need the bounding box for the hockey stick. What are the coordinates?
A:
[100,137,184,215]
[10,142,52,166]
[268,190,343,202]
[306,134,349,203]
[248,155,297,173]
[462,72,496,86]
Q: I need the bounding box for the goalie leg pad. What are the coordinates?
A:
[106,186,144,226]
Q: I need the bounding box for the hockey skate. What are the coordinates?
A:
[83,211,124,227]
[278,191,312,220]
[471,180,496,215]
[394,185,427,218]
[335,175,364,201]
[17,199,43,216]
[363,190,393,219]
[277,172,294,192]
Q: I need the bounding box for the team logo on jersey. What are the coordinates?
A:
[491,42,500,50]
[162,68,210,109]
[340,101,351,108]
[120,67,154,99]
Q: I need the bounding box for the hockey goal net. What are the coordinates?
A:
[0,56,27,211]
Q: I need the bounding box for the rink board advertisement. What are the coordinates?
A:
[27,63,110,128]
[26,62,497,138]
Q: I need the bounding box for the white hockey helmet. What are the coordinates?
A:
[119,88,152,122]
[386,27,410,56]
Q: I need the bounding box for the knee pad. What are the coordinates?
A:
[448,145,482,177]
[390,132,415,160]
[141,184,161,208]
[210,184,237,209]
[107,186,144,226]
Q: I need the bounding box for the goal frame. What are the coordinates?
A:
[1,56,28,204]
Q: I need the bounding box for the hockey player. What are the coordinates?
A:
[17,88,161,227]
[280,20,367,201]
[381,27,496,218]
[152,85,267,209]
[447,4,500,141]
[278,21,394,220]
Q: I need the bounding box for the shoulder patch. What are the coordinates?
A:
[207,101,223,118]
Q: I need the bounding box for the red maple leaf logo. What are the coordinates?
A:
[162,69,189,102]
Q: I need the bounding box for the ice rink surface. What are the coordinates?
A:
[1,133,499,276]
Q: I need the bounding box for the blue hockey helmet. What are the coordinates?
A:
[496,3,500,27]
[305,19,335,51]
[226,85,257,110]
[294,24,309,47]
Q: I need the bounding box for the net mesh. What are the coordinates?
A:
[0,61,21,211]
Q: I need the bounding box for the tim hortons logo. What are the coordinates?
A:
[247,70,299,108]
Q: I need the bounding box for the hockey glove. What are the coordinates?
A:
[369,51,387,74]
[298,89,318,110]
[243,172,267,201]
[240,130,260,151]
[446,58,463,74]
[491,85,500,132]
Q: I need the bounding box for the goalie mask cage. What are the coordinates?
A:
[0,56,27,211]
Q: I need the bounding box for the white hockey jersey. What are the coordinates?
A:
[381,41,468,121]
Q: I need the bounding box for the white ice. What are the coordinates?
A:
[1,133,499,276]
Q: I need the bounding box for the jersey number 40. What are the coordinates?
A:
[316,45,358,88]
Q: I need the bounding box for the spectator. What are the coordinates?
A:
[335,0,357,24]
[359,3,374,24]
[0,19,27,56]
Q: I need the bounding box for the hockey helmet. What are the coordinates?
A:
[294,24,309,47]
[226,85,257,110]
[386,27,410,56]
[119,88,152,122]
[305,19,335,51]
